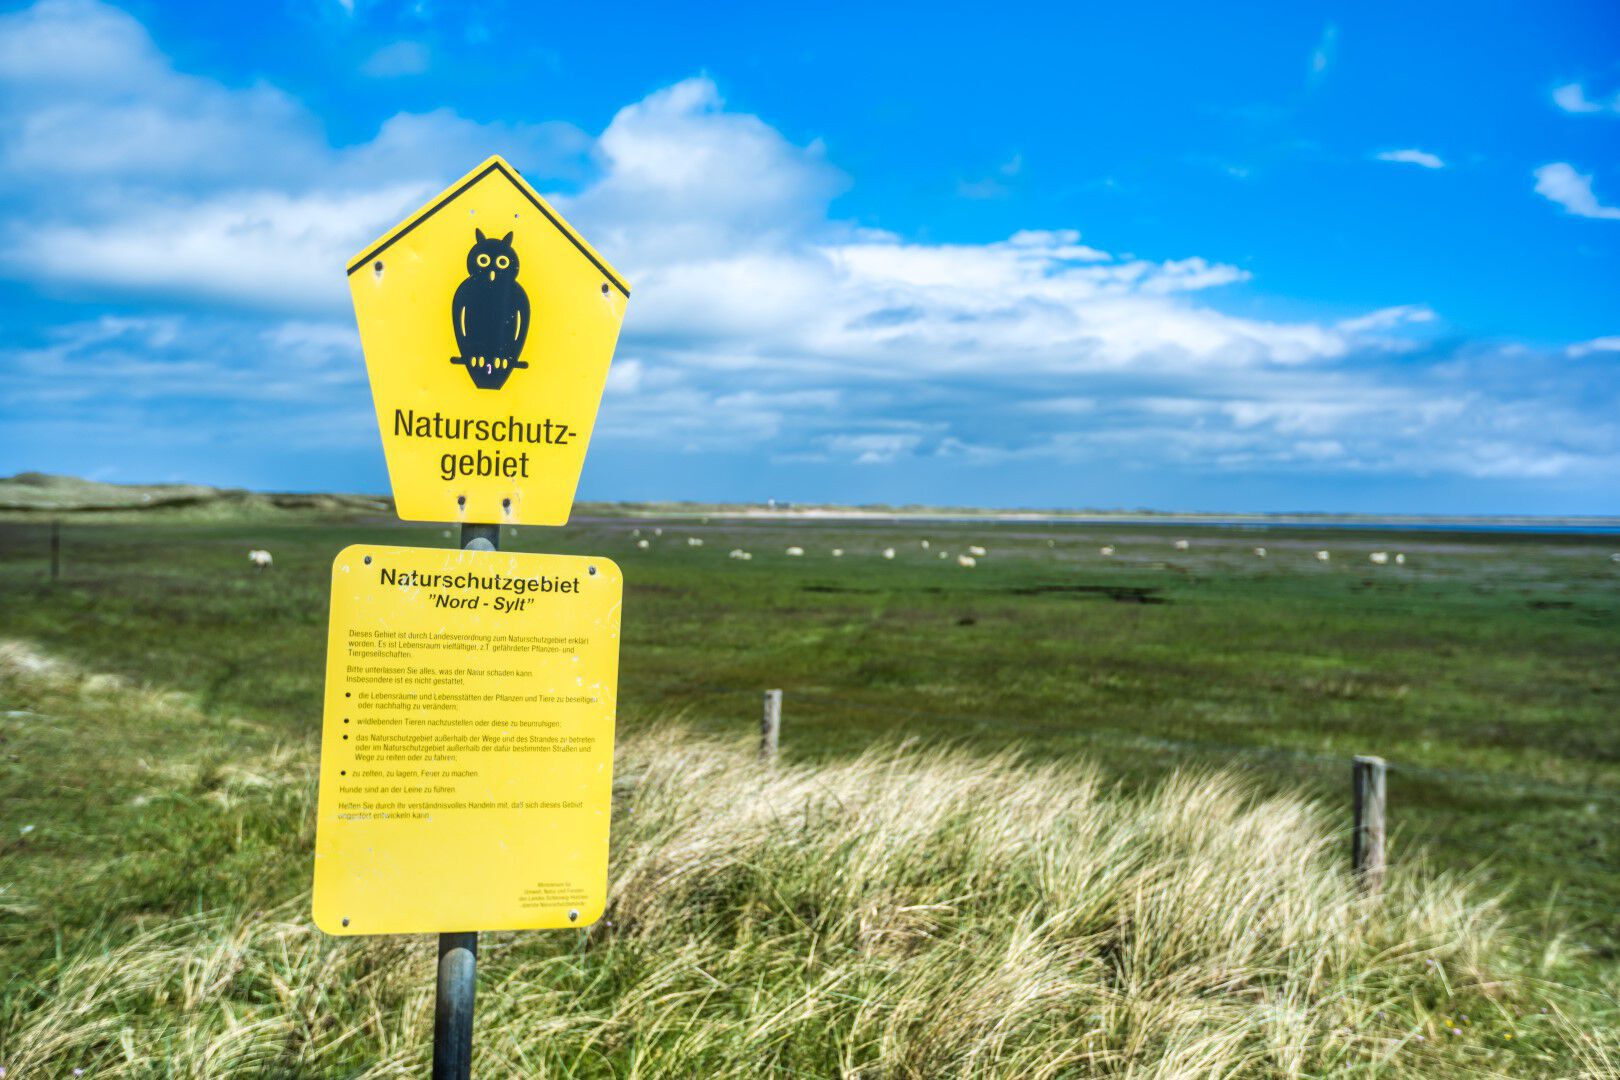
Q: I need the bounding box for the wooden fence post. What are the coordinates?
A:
[50,520,60,583]
[760,689,782,763]
[1352,755,1386,894]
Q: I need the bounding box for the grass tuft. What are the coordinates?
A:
[2,644,1615,1076]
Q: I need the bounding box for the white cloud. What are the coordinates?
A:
[26,186,429,312]
[1335,305,1436,334]
[1553,82,1619,115]
[957,177,1010,200]
[1026,397,1097,415]
[0,2,1431,373]
[1375,149,1445,170]
[1533,162,1620,220]
[603,358,645,393]
[1568,336,1620,358]
[0,314,368,418]
[1309,24,1338,84]
[825,432,927,465]
[0,0,1613,492]
[0,0,590,307]
[362,41,429,78]
[957,152,1023,199]
[0,1,344,189]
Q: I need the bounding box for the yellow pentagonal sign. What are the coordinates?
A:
[312,544,623,935]
[348,156,629,526]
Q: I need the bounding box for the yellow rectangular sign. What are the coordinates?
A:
[312,544,622,935]
[348,156,629,526]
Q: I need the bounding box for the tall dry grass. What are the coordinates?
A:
[0,643,1615,1076]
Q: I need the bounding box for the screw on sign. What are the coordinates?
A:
[316,156,630,1080]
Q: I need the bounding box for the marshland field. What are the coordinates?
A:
[0,499,1616,1075]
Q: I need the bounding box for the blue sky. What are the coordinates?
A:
[1,0,1617,514]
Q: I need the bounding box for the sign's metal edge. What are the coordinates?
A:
[345,156,631,298]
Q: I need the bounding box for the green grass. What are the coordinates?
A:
[1,646,1615,1076]
[0,514,1616,1074]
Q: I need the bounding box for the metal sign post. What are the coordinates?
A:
[314,155,631,1079]
[434,930,478,1079]
[430,522,498,1079]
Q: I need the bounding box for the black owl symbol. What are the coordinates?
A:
[451,229,530,390]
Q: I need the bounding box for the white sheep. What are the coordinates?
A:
[882,547,896,560]
[938,551,949,559]
[247,549,272,569]
[632,528,641,537]
[636,539,650,549]
[687,537,704,547]
[968,545,987,557]
[1610,553,1619,563]
[957,554,977,568]
[1099,545,1115,557]
[1253,547,1267,558]
[786,546,805,557]
[728,549,752,561]
[1369,552,1389,565]
[1395,553,1406,565]
[920,540,930,550]
[1315,550,1331,562]
[831,549,844,557]
[654,527,663,537]
[1173,539,1190,550]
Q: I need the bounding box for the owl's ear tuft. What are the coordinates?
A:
[501,231,513,245]
[475,228,486,243]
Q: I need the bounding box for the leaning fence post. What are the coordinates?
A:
[1352,755,1387,894]
[760,689,782,762]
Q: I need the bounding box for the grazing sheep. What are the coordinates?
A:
[1369,552,1389,565]
[1099,546,1115,557]
[1173,539,1190,550]
[938,551,949,559]
[1395,553,1406,565]
[636,539,650,549]
[654,527,663,537]
[968,545,987,557]
[920,540,930,550]
[632,528,641,537]
[957,554,977,568]
[882,547,896,560]
[786,546,805,556]
[247,549,272,569]
[1315,550,1331,562]
[832,549,844,557]
[1253,547,1267,558]
[687,537,704,547]
[728,549,752,561]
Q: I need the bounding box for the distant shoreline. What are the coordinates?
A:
[607,507,1620,536]
[2,473,1616,533]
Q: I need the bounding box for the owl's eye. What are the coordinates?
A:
[496,255,510,269]
[476,254,491,267]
